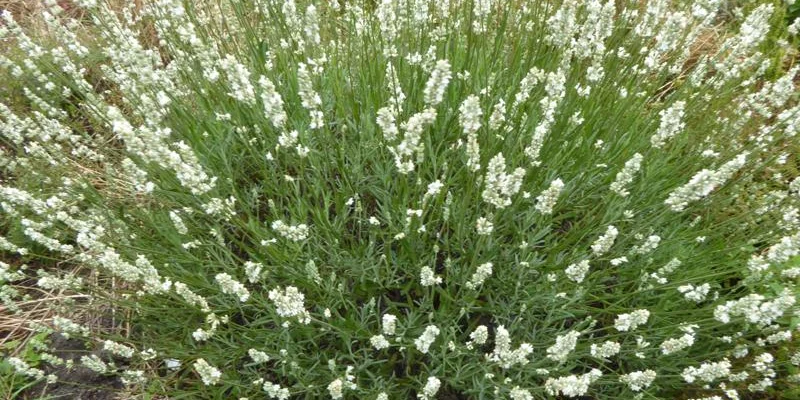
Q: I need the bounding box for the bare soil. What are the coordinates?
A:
[21,334,122,400]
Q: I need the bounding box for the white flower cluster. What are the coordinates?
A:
[103,340,135,358]
[765,230,800,264]
[327,366,357,399]
[472,0,494,33]
[714,289,796,325]
[81,355,109,374]
[590,340,621,359]
[418,376,441,400]
[202,197,236,219]
[248,349,270,364]
[268,286,311,325]
[258,76,287,130]
[748,353,777,392]
[591,225,618,256]
[377,106,399,141]
[423,60,452,106]
[414,325,440,354]
[631,235,661,255]
[615,309,650,332]
[193,358,222,386]
[509,386,533,400]
[419,265,442,286]
[546,330,580,363]
[661,325,697,355]
[2,1,800,398]
[370,334,391,350]
[565,260,591,283]
[382,314,398,335]
[169,210,188,235]
[610,153,643,197]
[52,316,90,338]
[121,158,155,194]
[512,67,544,111]
[764,331,792,345]
[174,282,211,312]
[534,178,564,215]
[297,62,324,129]
[544,369,602,397]
[276,130,309,157]
[713,4,774,82]
[665,153,748,212]
[545,1,578,46]
[105,107,218,196]
[262,380,290,399]
[391,108,437,174]
[384,62,406,114]
[120,370,146,386]
[482,153,526,209]
[646,258,683,285]
[489,99,506,131]
[215,273,250,302]
[466,262,493,289]
[682,359,731,383]
[424,180,444,199]
[1,261,25,284]
[0,236,28,256]
[8,357,46,381]
[271,220,309,242]
[376,63,405,141]
[243,261,264,283]
[476,216,494,235]
[651,101,686,148]
[459,94,483,171]
[620,369,657,391]
[192,313,228,342]
[610,256,628,266]
[525,70,567,165]
[369,314,397,350]
[678,283,711,303]
[303,4,321,45]
[327,378,344,399]
[488,326,533,369]
[642,12,690,73]
[466,325,489,349]
[218,54,256,105]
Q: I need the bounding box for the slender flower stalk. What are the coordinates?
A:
[0,2,798,399]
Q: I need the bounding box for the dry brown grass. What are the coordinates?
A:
[686,25,726,70]
[0,292,91,351]
[0,265,134,398]
[0,0,46,20]
[0,1,88,30]
[0,2,797,399]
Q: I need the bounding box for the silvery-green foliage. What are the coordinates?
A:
[0,1,799,399]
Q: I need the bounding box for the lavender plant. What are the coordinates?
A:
[1,0,800,399]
